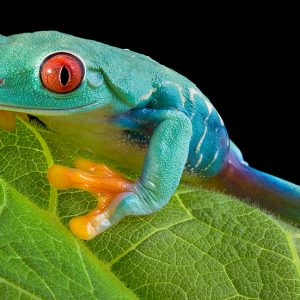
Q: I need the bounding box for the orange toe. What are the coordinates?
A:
[48,161,133,194]
[47,164,76,189]
[70,194,115,240]
[69,215,97,240]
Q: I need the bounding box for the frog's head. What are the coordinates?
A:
[0,31,118,115]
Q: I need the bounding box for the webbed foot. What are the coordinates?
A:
[48,159,134,240]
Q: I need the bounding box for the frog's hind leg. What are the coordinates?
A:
[48,159,134,240]
[48,108,192,240]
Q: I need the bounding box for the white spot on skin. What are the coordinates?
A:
[194,92,226,157]
[173,83,185,104]
[194,97,215,155]
[202,150,220,172]
[204,99,213,114]
[164,81,186,104]
[190,87,224,127]
[141,88,157,100]
[195,153,203,168]
[189,87,201,103]
[205,98,225,127]
[219,115,225,126]
[195,122,209,154]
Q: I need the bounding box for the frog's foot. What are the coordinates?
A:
[0,110,29,131]
[47,159,135,240]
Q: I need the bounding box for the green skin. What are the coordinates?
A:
[1,31,300,233]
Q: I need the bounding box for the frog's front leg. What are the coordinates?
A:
[48,109,192,240]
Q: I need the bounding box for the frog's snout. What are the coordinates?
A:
[0,79,5,86]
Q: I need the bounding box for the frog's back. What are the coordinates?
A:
[97,48,231,178]
[144,63,230,178]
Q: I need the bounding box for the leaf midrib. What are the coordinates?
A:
[22,120,58,215]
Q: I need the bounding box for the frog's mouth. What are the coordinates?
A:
[0,100,97,131]
[0,101,98,115]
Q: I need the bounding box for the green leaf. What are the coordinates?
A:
[1,120,300,299]
[0,179,136,299]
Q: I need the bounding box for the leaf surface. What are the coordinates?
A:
[0,120,300,299]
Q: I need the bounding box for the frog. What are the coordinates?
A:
[0,31,299,240]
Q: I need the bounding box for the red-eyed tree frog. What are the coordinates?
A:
[0,31,299,240]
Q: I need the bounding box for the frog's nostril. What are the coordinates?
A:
[0,78,4,86]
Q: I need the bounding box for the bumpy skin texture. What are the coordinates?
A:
[0,31,300,237]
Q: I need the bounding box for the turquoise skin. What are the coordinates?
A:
[0,31,299,233]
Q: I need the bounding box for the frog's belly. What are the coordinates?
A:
[39,114,147,172]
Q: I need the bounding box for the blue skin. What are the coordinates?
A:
[0,31,299,238]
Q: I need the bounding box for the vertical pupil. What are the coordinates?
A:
[60,66,70,86]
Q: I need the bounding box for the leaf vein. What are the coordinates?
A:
[107,217,193,268]
[175,193,193,218]
[0,183,7,216]
[178,196,294,263]
[0,277,43,300]
[74,238,95,293]
[166,228,241,297]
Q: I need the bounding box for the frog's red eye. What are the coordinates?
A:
[40,53,84,93]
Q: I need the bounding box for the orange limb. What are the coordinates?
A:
[0,110,29,131]
[47,159,133,240]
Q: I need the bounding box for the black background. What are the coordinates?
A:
[2,4,299,183]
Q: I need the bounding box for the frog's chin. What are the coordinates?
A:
[0,101,98,116]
